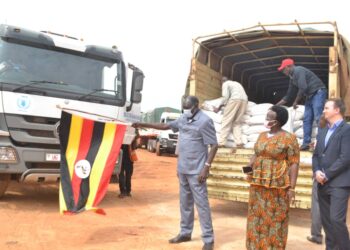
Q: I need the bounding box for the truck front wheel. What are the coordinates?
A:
[156,142,162,156]
[148,140,156,153]
[147,141,153,152]
[0,174,11,198]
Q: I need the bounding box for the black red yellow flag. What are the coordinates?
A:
[59,110,127,214]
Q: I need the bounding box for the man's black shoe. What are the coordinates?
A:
[300,144,310,151]
[306,236,322,244]
[168,234,191,244]
[202,242,214,250]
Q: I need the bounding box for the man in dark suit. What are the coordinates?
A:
[312,98,350,250]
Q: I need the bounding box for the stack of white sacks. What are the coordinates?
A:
[202,98,317,148]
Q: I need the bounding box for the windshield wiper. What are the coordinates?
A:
[78,89,119,100]
[13,80,67,92]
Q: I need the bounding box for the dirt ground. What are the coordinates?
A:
[1,149,349,250]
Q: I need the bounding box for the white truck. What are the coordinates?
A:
[0,24,144,197]
[139,112,180,156]
[154,112,180,156]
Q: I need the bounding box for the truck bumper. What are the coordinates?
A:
[159,139,177,153]
[0,146,60,174]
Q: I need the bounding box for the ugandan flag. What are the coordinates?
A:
[58,110,127,214]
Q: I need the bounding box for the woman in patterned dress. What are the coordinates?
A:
[245,105,300,250]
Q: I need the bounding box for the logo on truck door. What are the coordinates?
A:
[17,95,31,111]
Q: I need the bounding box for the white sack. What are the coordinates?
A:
[246,115,266,125]
[243,125,268,135]
[202,97,224,111]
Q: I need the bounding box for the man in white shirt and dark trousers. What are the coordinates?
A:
[214,76,248,148]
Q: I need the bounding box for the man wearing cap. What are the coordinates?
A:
[276,58,327,150]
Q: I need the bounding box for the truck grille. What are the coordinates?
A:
[25,162,60,169]
[169,134,178,140]
[5,114,60,149]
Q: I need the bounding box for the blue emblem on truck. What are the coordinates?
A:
[17,96,30,110]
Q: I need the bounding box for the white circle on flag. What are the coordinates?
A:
[74,160,91,179]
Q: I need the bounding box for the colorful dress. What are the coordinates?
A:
[246,131,300,250]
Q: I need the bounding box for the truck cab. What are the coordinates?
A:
[0,24,144,197]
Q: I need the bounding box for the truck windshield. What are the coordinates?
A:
[0,39,124,106]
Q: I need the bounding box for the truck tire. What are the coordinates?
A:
[148,140,156,153]
[150,143,156,153]
[0,174,11,198]
[109,174,119,183]
[156,141,162,156]
[147,141,152,152]
[136,137,142,148]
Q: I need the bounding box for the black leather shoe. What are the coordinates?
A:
[300,144,310,151]
[306,236,322,244]
[168,234,191,244]
[202,242,214,250]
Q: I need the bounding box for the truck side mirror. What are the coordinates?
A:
[131,70,144,103]
[127,66,144,111]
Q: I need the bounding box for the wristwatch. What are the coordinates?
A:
[204,162,211,167]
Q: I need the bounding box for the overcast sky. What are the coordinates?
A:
[2,0,349,111]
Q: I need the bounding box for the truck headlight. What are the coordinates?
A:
[0,147,18,163]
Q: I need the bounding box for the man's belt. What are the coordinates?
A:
[307,88,326,99]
